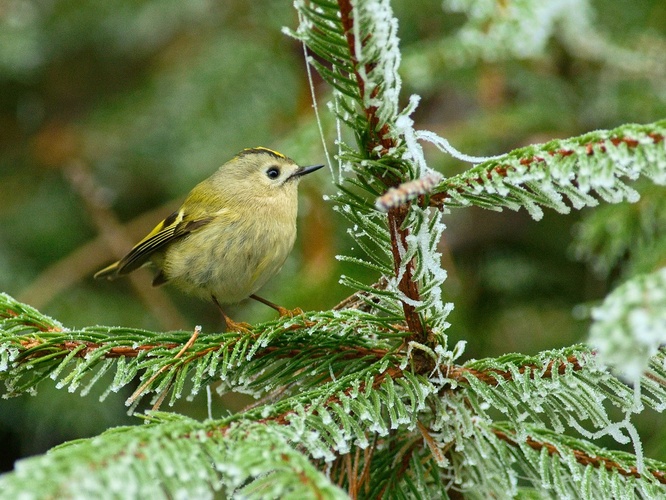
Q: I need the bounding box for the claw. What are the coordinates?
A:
[223,318,253,333]
[276,306,304,318]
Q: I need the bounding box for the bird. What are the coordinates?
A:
[94,147,324,331]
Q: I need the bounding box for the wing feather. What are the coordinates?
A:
[94,208,213,279]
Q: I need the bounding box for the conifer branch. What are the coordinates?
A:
[449,354,585,387]
[5,291,665,416]
[11,326,391,364]
[337,0,394,154]
[3,292,666,495]
[0,293,404,405]
[493,427,666,485]
[334,0,425,341]
[430,121,666,219]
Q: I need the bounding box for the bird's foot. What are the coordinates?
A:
[250,294,304,319]
[275,306,304,318]
[212,295,253,333]
[224,317,253,334]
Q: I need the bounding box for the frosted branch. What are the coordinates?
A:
[589,267,666,382]
[493,427,666,485]
[431,121,666,220]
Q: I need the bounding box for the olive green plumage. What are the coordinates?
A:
[95,147,323,316]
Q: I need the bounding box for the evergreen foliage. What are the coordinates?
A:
[1,0,666,498]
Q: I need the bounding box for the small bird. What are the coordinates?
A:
[95,147,324,331]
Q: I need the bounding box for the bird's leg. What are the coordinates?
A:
[211,296,252,333]
[249,294,303,318]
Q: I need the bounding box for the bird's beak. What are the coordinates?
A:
[291,164,325,179]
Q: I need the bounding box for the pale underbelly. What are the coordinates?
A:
[162,219,296,303]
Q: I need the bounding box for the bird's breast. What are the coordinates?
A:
[163,197,298,303]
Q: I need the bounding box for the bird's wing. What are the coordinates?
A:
[94,208,213,279]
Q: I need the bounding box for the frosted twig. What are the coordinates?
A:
[375,172,444,212]
[493,428,665,484]
[128,325,201,408]
[417,421,449,466]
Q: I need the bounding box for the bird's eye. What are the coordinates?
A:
[266,166,280,179]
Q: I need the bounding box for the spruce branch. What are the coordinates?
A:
[448,352,585,387]
[336,0,425,340]
[493,425,666,486]
[430,121,666,220]
[430,398,666,498]
[3,294,666,494]
[337,0,394,155]
[0,413,350,499]
[6,291,666,464]
[0,293,403,407]
[291,0,448,343]
[457,347,666,434]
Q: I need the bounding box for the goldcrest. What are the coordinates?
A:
[95,147,323,330]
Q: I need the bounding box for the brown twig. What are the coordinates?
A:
[127,325,200,409]
[19,339,178,358]
[417,421,446,465]
[17,199,180,310]
[357,436,376,495]
[16,333,588,389]
[346,453,356,499]
[15,336,389,364]
[387,205,423,339]
[63,160,188,330]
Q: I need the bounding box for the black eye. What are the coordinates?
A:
[266,166,280,179]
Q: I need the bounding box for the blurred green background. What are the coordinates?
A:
[1,0,666,472]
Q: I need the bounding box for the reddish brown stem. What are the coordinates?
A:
[17,337,389,364]
[387,206,423,339]
[337,0,424,340]
[447,355,585,387]
[494,428,666,485]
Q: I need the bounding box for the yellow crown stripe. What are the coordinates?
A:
[237,147,286,159]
